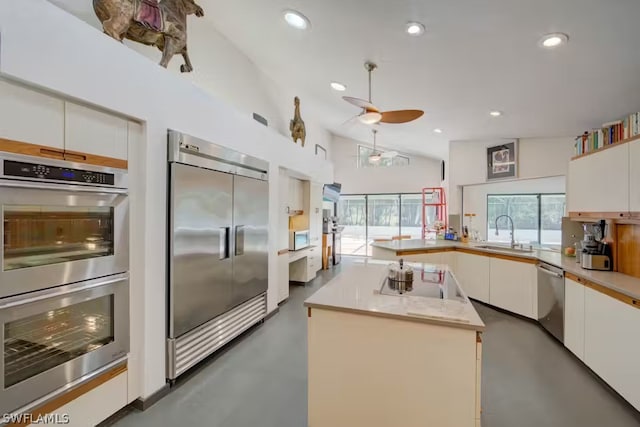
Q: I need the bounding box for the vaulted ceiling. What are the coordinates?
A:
[202,0,640,159]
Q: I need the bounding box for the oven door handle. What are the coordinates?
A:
[0,273,128,309]
[0,179,128,195]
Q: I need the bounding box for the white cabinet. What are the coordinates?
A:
[278,253,289,303]
[37,372,128,427]
[0,80,65,149]
[288,178,304,212]
[489,258,536,319]
[309,183,323,245]
[65,102,128,160]
[567,144,629,215]
[455,252,490,303]
[404,252,443,265]
[564,278,585,360]
[584,287,640,411]
[630,140,640,214]
[289,247,319,283]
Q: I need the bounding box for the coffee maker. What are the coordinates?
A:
[580,220,612,271]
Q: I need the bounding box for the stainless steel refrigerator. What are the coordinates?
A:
[166,131,268,381]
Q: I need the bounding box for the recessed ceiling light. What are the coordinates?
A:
[489,111,503,117]
[283,10,310,30]
[434,128,443,134]
[539,33,569,48]
[330,82,347,92]
[406,22,425,36]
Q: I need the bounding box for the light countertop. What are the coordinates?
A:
[304,260,485,332]
[372,240,640,300]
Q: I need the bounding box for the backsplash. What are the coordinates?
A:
[616,224,640,279]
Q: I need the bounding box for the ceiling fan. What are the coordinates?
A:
[343,62,424,125]
[368,129,398,164]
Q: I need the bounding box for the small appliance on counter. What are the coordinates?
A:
[290,229,311,251]
[580,220,612,271]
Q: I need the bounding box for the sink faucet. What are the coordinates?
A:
[495,215,516,248]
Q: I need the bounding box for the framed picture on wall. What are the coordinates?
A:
[487,140,518,181]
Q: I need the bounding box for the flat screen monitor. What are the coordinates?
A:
[323,183,341,203]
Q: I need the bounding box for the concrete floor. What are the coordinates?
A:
[108,258,640,427]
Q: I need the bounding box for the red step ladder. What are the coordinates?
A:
[422,187,447,239]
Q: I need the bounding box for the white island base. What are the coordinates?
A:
[306,262,483,427]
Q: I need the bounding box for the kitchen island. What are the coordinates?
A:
[304,261,484,427]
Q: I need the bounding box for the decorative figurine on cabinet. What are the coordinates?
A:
[290,97,307,147]
[93,0,204,72]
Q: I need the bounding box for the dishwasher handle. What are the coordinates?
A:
[537,265,564,279]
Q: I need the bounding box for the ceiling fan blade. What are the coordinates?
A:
[342,96,380,113]
[381,151,398,159]
[379,110,424,124]
[339,114,360,128]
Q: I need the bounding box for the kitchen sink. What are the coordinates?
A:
[475,245,534,254]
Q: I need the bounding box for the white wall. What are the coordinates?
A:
[46,0,332,159]
[461,176,566,241]
[331,135,441,194]
[448,137,574,214]
[0,0,333,403]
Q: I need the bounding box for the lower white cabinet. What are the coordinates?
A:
[564,278,585,360]
[455,253,490,303]
[278,253,289,303]
[404,252,443,265]
[289,247,319,283]
[584,287,640,411]
[489,258,536,319]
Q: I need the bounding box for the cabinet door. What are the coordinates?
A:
[0,80,64,149]
[567,144,629,215]
[584,287,640,411]
[65,102,128,160]
[630,140,640,214]
[403,253,444,267]
[564,278,585,360]
[489,258,536,318]
[455,253,490,303]
[278,253,289,303]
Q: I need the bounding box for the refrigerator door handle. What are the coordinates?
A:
[220,227,230,260]
[235,225,245,256]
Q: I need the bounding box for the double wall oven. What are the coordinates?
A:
[0,151,129,415]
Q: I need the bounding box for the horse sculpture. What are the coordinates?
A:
[93,0,204,72]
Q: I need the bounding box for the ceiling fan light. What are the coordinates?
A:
[369,154,382,164]
[359,112,382,125]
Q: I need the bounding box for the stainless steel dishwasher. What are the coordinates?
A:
[537,262,565,342]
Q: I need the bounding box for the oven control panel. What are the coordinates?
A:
[4,160,116,185]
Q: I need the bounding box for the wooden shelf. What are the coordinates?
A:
[571,134,640,161]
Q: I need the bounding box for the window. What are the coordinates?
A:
[487,194,565,246]
[357,145,410,168]
[337,193,436,256]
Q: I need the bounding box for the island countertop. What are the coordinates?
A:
[303,260,485,332]
[371,239,640,301]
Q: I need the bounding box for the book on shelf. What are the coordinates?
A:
[574,113,640,156]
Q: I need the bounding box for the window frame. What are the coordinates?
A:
[356,144,410,168]
[485,192,566,246]
[337,192,433,256]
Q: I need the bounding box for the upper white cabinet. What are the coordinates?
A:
[65,102,128,160]
[564,277,585,360]
[455,252,490,303]
[567,144,629,216]
[584,287,640,411]
[489,258,536,319]
[288,178,304,212]
[630,140,640,214]
[0,80,64,149]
